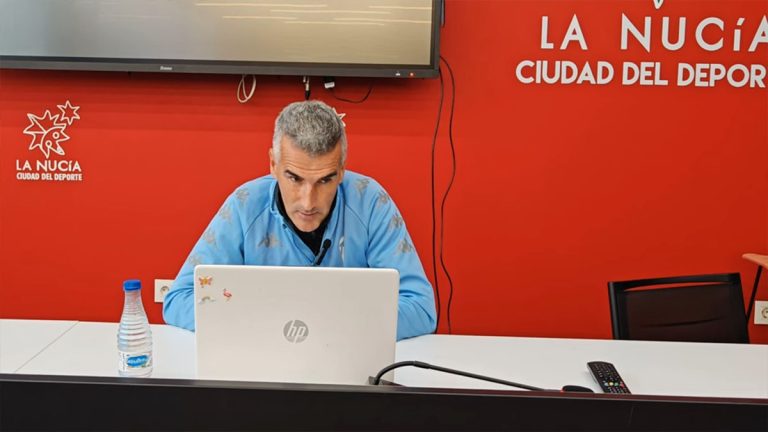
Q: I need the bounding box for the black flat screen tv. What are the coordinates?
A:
[0,0,442,78]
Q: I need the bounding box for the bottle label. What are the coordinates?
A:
[119,352,153,371]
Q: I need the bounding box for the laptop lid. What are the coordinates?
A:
[193,265,399,385]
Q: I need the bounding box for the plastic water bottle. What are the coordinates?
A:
[117,279,153,377]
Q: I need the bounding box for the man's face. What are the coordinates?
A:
[270,136,344,232]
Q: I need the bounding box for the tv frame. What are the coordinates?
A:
[0,0,443,79]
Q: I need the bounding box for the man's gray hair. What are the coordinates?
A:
[272,100,347,165]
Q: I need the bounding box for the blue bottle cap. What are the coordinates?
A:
[123,279,142,291]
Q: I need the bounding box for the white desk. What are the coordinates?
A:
[395,334,768,399]
[0,319,78,373]
[8,321,768,400]
[18,322,195,379]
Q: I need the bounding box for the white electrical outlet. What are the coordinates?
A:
[154,279,174,303]
[755,301,768,325]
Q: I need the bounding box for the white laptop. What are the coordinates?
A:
[193,265,399,385]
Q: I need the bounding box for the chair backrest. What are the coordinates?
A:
[608,273,748,343]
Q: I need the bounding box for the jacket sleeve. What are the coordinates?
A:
[162,193,246,331]
[366,189,437,340]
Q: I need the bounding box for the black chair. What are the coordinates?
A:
[608,273,749,343]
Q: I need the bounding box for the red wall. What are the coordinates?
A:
[1,0,767,342]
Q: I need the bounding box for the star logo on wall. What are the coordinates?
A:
[57,100,80,125]
[22,101,81,159]
[23,111,69,158]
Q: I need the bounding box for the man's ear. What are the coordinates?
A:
[269,148,276,176]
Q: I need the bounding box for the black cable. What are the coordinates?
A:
[431,68,445,333]
[440,55,457,335]
[372,361,547,391]
[330,82,373,104]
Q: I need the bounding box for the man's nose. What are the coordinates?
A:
[298,183,317,210]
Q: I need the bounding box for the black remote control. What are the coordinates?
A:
[587,361,631,394]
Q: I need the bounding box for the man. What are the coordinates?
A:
[163,100,436,340]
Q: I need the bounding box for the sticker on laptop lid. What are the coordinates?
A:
[198,295,215,304]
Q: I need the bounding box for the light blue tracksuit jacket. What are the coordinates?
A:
[162,171,437,340]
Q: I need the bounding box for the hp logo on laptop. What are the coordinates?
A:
[283,320,309,343]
